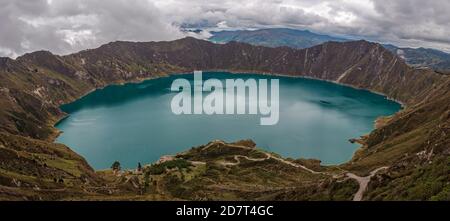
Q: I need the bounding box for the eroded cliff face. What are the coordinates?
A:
[0,38,448,200]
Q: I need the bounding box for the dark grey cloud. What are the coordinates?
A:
[1,0,450,57]
[165,0,450,51]
[332,0,450,50]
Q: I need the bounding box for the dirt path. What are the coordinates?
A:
[202,140,388,201]
[345,167,388,201]
[212,140,326,175]
[219,154,270,166]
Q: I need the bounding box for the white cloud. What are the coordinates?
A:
[0,0,184,58]
[1,0,450,58]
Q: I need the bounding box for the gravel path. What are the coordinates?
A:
[346,167,388,201]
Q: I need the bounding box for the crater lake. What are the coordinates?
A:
[55,72,401,169]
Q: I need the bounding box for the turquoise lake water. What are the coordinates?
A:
[56,72,401,169]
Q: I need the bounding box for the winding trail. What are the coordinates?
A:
[220,155,270,166]
[208,140,327,175]
[345,167,388,201]
[200,140,388,201]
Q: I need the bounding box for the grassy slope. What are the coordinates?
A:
[84,140,358,201]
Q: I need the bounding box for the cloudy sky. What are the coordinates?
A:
[1,0,450,57]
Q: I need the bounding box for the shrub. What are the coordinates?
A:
[146,159,192,175]
[111,161,121,171]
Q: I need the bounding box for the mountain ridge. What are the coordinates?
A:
[209,28,348,49]
[0,37,448,200]
[209,28,450,71]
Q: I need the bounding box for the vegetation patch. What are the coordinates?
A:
[145,159,192,175]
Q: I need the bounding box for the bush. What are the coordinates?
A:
[163,159,192,170]
[145,159,192,175]
[111,161,121,171]
[147,164,166,175]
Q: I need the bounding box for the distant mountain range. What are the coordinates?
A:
[209,28,347,49]
[209,28,450,72]
[383,44,450,73]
